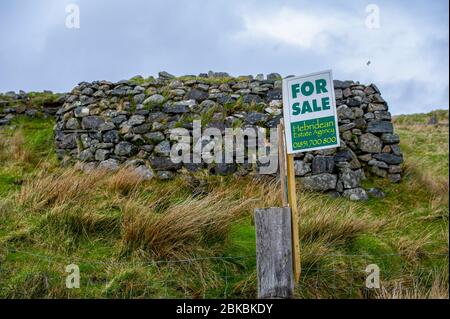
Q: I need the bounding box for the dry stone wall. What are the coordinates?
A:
[54,72,403,200]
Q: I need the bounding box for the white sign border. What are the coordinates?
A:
[282,69,341,154]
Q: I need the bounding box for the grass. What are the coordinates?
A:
[0,110,448,299]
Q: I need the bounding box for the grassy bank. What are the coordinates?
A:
[0,112,448,299]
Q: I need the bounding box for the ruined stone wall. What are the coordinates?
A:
[54,72,404,200]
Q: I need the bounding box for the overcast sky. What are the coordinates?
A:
[0,0,448,114]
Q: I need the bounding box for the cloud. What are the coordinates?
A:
[232,2,449,114]
[0,0,448,114]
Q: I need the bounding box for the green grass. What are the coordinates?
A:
[0,111,448,299]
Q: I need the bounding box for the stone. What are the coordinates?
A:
[367,120,394,134]
[381,133,400,144]
[243,94,262,104]
[211,163,237,176]
[157,171,174,180]
[312,156,335,174]
[367,188,385,199]
[294,160,311,176]
[154,140,171,156]
[388,165,402,174]
[60,133,78,149]
[358,133,382,153]
[132,123,151,134]
[95,149,110,161]
[133,93,146,104]
[65,118,80,130]
[114,141,136,156]
[163,102,189,114]
[103,130,119,143]
[300,173,337,191]
[388,174,402,183]
[337,105,354,120]
[133,165,154,181]
[98,159,120,171]
[74,107,90,118]
[371,165,387,178]
[390,144,402,156]
[144,131,165,144]
[368,103,387,112]
[343,188,368,201]
[339,123,356,132]
[158,71,175,79]
[373,153,403,165]
[340,168,362,189]
[81,116,105,130]
[186,89,208,102]
[149,156,182,171]
[374,111,391,120]
[126,115,144,126]
[266,73,281,81]
[112,115,128,125]
[79,149,94,162]
[245,112,268,125]
[144,94,165,106]
[368,159,389,169]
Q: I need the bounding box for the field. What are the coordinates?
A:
[0,110,448,299]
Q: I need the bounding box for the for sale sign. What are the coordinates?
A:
[282,70,340,154]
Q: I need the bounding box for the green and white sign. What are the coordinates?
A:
[282,70,340,154]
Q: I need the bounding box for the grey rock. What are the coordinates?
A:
[343,188,368,201]
[186,89,209,102]
[157,171,174,180]
[60,133,78,149]
[98,159,120,171]
[340,168,362,189]
[128,115,146,126]
[103,130,119,143]
[144,94,165,106]
[163,102,189,114]
[373,153,403,165]
[245,112,268,125]
[133,165,154,181]
[312,156,335,174]
[144,131,165,144]
[74,107,90,118]
[114,141,136,156]
[358,133,382,153]
[95,149,110,161]
[388,174,402,183]
[300,173,337,191]
[367,120,393,134]
[367,188,385,199]
[81,116,105,130]
[65,118,80,130]
[294,160,311,176]
[149,156,182,171]
[371,165,387,178]
[154,140,171,156]
[368,103,387,112]
[133,93,146,104]
[337,105,354,120]
[368,159,389,169]
[158,71,175,79]
[79,149,94,162]
[381,133,400,144]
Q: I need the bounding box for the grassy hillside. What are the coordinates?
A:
[0,111,448,299]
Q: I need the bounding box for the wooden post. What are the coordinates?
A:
[277,123,288,206]
[286,153,301,282]
[255,207,294,299]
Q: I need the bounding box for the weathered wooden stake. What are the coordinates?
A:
[255,207,294,298]
[286,153,301,282]
[277,123,288,206]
